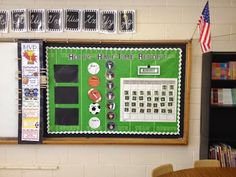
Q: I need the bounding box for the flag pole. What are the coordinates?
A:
[190,23,198,41]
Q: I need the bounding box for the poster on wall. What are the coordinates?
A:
[82,9,98,32]
[46,9,63,32]
[64,9,81,31]
[99,10,117,33]
[118,10,135,33]
[18,40,43,144]
[28,9,45,32]
[0,10,8,33]
[11,9,27,32]
[45,43,188,141]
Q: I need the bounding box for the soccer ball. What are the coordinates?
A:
[89,103,101,115]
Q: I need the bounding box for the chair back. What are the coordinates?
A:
[194,159,221,168]
[152,164,173,177]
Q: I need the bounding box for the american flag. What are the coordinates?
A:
[198,1,211,53]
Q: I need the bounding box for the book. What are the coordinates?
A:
[211,88,236,106]
[229,61,236,79]
[212,63,228,80]
[209,144,236,167]
[212,61,236,80]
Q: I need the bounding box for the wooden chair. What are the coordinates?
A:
[194,159,221,168]
[152,164,174,177]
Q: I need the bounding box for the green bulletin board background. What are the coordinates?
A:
[46,43,186,138]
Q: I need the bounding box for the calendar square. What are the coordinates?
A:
[154,97,159,102]
[153,103,158,107]
[124,90,129,95]
[154,91,159,95]
[139,91,144,95]
[125,102,129,107]
[138,96,143,100]
[162,85,167,90]
[132,96,137,101]
[154,109,159,113]
[125,96,129,100]
[169,84,174,90]
[161,97,165,102]
[161,91,166,96]
[139,102,144,107]
[139,109,145,113]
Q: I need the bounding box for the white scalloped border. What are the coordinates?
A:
[46,47,182,135]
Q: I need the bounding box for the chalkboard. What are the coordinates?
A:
[44,41,191,144]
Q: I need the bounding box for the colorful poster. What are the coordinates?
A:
[20,42,41,142]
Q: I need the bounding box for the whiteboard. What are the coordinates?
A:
[0,42,18,137]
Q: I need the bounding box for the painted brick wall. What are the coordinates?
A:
[0,0,236,177]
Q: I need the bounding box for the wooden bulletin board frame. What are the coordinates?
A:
[0,39,191,145]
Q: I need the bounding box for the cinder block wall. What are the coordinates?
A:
[0,0,236,177]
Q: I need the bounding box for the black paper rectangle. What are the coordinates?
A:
[55,86,78,104]
[54,65,78,83]
[55,108,79,125]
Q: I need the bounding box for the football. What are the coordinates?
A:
[89,103,101,115]
[88,88,101,102]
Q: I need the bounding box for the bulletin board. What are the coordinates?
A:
[0,40,191,145]
[43,40,191,145]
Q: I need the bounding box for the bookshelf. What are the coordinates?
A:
[200,52,236,167]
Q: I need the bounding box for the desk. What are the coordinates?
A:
[158,167,236,177]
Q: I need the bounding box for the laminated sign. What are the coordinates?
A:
[18,40,43,143]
